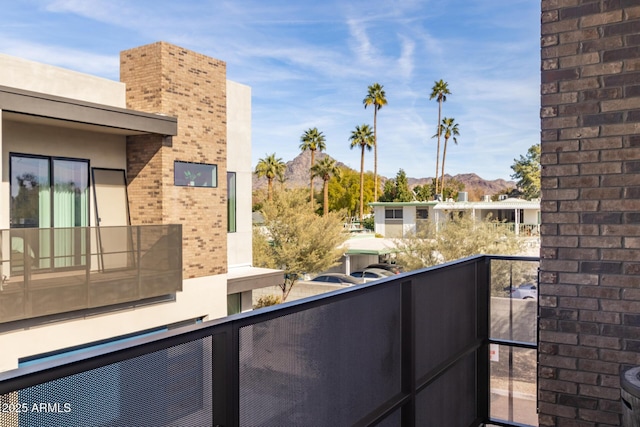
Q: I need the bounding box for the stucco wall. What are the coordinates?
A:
[226,80,253,268]
[0,275,226,372]
[0,53,125,107]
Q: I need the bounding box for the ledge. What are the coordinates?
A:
[0,85,177,136]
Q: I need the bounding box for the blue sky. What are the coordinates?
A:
[0,0,540,181]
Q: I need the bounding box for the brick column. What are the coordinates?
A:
[540,2,640,425]
[121,42,228,279]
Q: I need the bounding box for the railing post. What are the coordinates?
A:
[401,279,415,426]
[477,257,491,423]
[212,324,239,427]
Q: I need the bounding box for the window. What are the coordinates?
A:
[227,172,236,232]
[416,208,429,220]
[174,161,217,187]
[227,293,241,315]
[10,154,89,271]
[385,208,403,219]
[10,155,89,228]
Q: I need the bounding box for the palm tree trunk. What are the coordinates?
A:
[323,179,329,216]
[268,178,273,201]
[440,137,449,199]
[310,150,315,210]
[373,108,378,201]
[360,145,365,222]
[434,100,442,197]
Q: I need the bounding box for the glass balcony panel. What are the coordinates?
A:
[490,346,537,426]
[0,225,182,323]
[490,259,538,344]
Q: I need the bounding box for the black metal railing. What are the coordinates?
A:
[0,225,182,323]
[0,255,537,427]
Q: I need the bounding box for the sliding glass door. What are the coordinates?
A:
[10,154,89,272]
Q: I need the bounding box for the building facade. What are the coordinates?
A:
[371,199,540,239]
[0,42,280,372]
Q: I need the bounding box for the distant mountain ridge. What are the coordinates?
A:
[252,151,516,201]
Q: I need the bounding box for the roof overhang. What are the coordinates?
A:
[227,267,284,294]
[0,85,177,136]
[342,237,398,256]
[433,201,540,210]
[369,201,438,207]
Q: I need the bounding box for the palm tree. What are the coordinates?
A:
[255,153,286,201]
[349,124,375,222]
[436,117,460,197]
[311,156,341,216]
[299,128,327,210]
[363,83,387,201]
[429,79,451,198]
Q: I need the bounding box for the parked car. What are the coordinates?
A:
[307,273,363,286]
[350,268,394,283]
[366,263,405,274]
[506,283,538,299]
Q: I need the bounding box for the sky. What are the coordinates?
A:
[0,0,540,181]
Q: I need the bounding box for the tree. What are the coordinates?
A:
[435,117,459,193]
[363,83,387,201]
[441,177,465,201]
[395,214,522,271]
[311,156,341,216]
[349,124,375,222]
[253,189,348,301]
[429,79,451,197]
[254,153,286,201]
[327,167,375,219]
[511,144,541,200]
[413,183,433,202]
[300,127,327,210]
[379,169,413,202]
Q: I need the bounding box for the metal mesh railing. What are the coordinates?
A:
[0,255,538,427]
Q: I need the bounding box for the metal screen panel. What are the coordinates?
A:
[238,286,402,426]
[0,338,212,427]
[416,352,478,426]
[413,262,477,379]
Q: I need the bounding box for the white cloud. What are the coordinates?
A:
[1,0,540,182]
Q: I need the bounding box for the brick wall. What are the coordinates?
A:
[121,42,228,279]
[540,1,640,425]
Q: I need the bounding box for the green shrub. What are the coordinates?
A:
[253,295,281,309]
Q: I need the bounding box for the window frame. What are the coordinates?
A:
[385,208,403,219]
[227,172,236,232]
[10,153,90,229]
[174,161,218,188]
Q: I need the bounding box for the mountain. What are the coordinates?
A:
[252,152,516,200]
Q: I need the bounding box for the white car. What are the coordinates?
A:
[350,268,394,283]
[307,273,363,286]
[508,283,538,299]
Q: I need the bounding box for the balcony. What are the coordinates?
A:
[0,225,182,323]
[0,255,537,426]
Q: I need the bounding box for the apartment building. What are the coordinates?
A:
[0,42,281,372]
